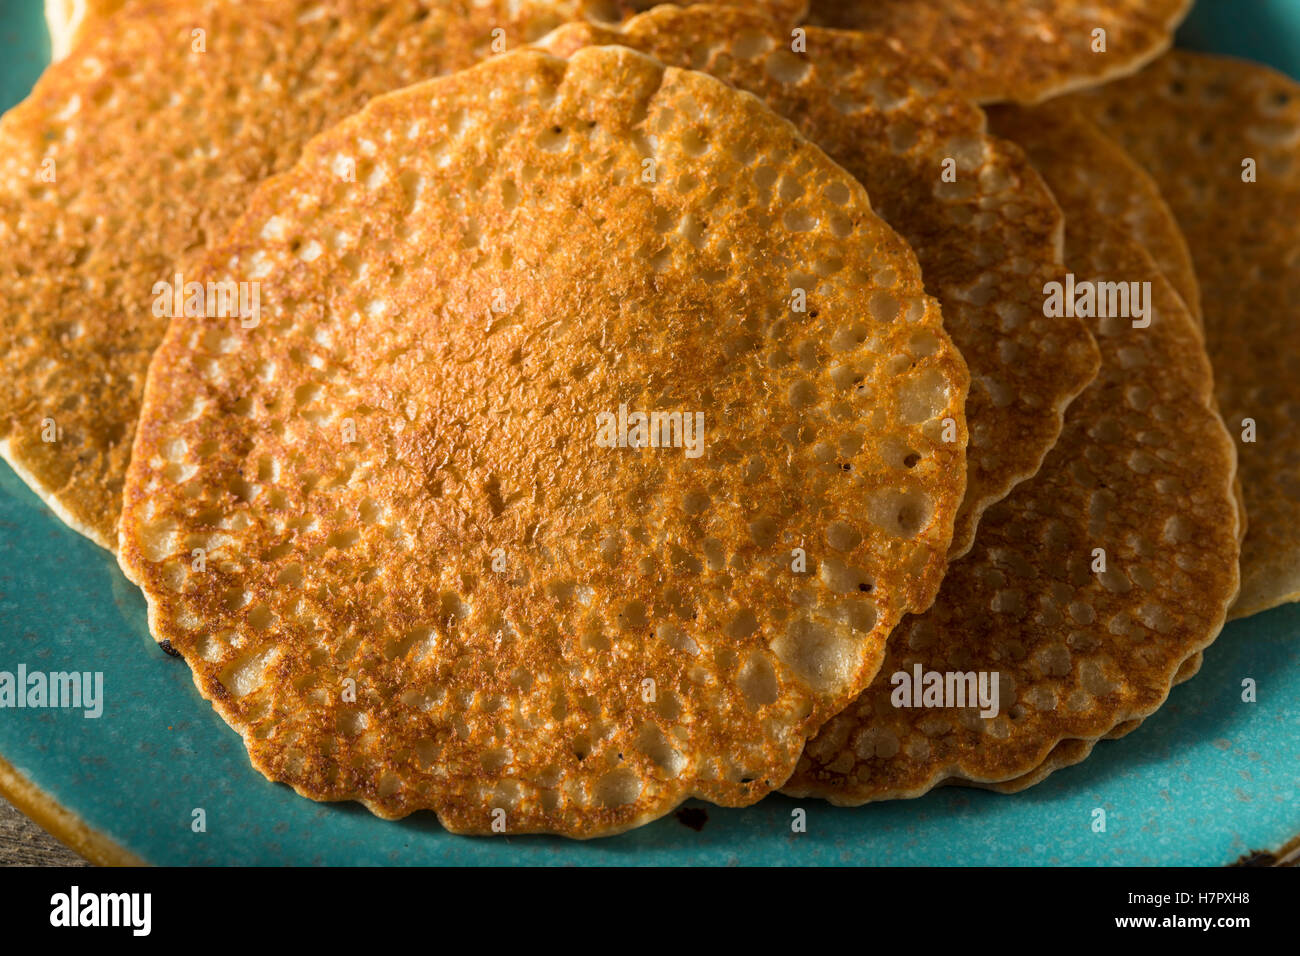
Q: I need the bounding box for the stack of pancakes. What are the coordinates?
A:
[0,0,1287,837]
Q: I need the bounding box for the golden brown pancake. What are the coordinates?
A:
[118,46,970,836]
[1093,144,1202,329]
[2,0,638,550]
[964,650,1203,794]
[2,0,802,550]
[45,1,122,60]
[784,106,1239,803]
[539,4,1100,558]
[43,0,807,60]
[966,136,1258,787]
[1069,51,1300,620]
[0,194,145,544]
[804,0,1193,104]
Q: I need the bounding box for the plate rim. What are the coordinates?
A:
[0,752,141,866]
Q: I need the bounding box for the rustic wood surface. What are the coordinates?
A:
[0,796,87,866]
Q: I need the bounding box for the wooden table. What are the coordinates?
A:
[0,796,87,866]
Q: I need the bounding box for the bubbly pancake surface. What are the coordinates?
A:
[43,0,808,62]
[118,46,969,836]
[968,651,1203,795]
[1069,51,1300,620]
[2,0,779,549]
[540,4,1099,558]
[804,0,1193,104]
[785,106,1239,802]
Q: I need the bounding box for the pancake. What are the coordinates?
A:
[1099,145,1202,328]
[117,46,970,836]
[1037,73,1202,324]
[804,0,1193,105]
[45,1,122,61]
[1074,51,1300,191]
[0,194,144,545]
[2,0,638,550]
[539,4,1100,558]
[784,105,1239,803]
[987,400,1251,794]
[966,650,1203,794]
[1068,51,1300,620]
[43,0,807,61]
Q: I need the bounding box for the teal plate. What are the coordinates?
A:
[1,0,1297,865]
